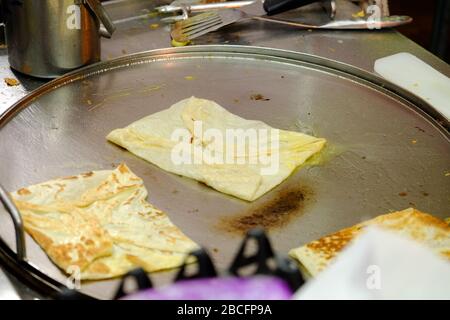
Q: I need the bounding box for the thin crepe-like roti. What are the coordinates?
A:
[107,97,326,201]
[289,208,450,277]
[11,164,198,280]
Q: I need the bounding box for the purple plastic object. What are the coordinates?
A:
[121,275,293,300]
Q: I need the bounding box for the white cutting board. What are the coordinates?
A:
[374,52,450,120]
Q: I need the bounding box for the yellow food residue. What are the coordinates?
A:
[352,10,365,18]
[184,76,195,81]
[171,39,190,47]
[4,77,19,86]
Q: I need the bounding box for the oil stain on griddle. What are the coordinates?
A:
[219,186,314,235]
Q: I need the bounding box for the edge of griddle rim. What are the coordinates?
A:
[0,45,448,132]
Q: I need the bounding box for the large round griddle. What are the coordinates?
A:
[0,46,448,299]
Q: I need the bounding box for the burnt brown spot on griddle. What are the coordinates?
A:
[422,191,429,197]
[250,94,270,101]
[219,187,313,235]
[398,192,407,197]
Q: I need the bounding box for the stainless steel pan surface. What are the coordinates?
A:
[0,46,448,299]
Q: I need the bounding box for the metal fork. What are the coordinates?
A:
[170,9,315,43]
[170,8,413,42]
[171,10,253,42]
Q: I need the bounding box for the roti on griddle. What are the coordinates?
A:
[107,97,326,201]
[289,208,450,277]
[11,164,198,280]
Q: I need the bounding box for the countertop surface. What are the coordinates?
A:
[0,0,449,300]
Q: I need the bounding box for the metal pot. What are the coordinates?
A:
[1,0,115,78]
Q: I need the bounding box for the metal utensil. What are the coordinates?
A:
[1,0,116,78]
[264,0,335,17]
[171,11,239,42]
[84,0,116,38]
[162,0,332,22]
[0,185,25,262]
[157,0,256,14]
[171,10,300,42]
[171,8,412,42]
[157,0,255,22]
[255,13,413,29]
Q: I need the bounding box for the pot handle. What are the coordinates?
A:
[83,0,116,38]
[0,184,26,261]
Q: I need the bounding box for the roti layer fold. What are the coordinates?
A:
[289,208,450,277]
[11,164,198,280]
[107,97,326,201]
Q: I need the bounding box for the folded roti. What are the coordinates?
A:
[107,97,326,201]
[289,208,450,277]
[11,164,198,280]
